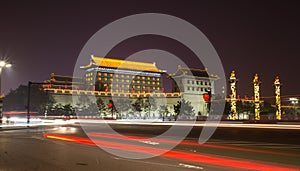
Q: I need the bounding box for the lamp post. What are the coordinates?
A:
[0,60,12,124]
[0,61,12,95]
[26,81,52,126]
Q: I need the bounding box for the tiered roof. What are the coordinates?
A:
[44,73,83,85]
[81,56,163,73]
[170,65,218,79]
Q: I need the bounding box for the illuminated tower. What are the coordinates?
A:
[253,74,261,120]
[229,70,237,120]
[274,76,282,120]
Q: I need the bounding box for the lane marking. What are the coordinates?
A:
[139,140,160,145]
[179,163,203,170]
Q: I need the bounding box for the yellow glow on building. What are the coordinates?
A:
[81,56,164,93]
[82,56,162,73]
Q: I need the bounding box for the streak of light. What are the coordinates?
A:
[59,127,67,131]
[0,119,75,128]
[76,119,300,130]
[44,133,299,171]
[3,111,37,115]
[88,132,300,157]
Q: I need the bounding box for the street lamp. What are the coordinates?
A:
[0,60,12,95]
[0,60,12,124]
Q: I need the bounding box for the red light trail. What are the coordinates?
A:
[44,133,299,171]
[3,111,37,115]
[88,132,299,157]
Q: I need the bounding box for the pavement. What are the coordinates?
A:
[0,125,231,171]
[1,123,299,171]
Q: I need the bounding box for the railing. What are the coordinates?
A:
[43,88,182,97]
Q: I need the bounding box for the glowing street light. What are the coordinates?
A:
[5,63,12,68]
[0,60,12,124]
[0,60,12,94]
[0,61,6,67]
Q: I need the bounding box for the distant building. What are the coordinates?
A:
[81,55,165,93]
[169,65,218,115]
[43,73,83,90]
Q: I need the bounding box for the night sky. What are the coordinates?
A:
[0,0,299,97]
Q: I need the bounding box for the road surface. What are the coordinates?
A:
[0,122,299,171]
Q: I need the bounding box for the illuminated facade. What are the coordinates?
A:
[170,65,218,115]
[43,57,218,118]
[81,55,164,93]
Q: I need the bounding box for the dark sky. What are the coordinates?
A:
[0,0,299,97]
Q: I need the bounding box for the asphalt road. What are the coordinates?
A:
[0,123,299,171]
